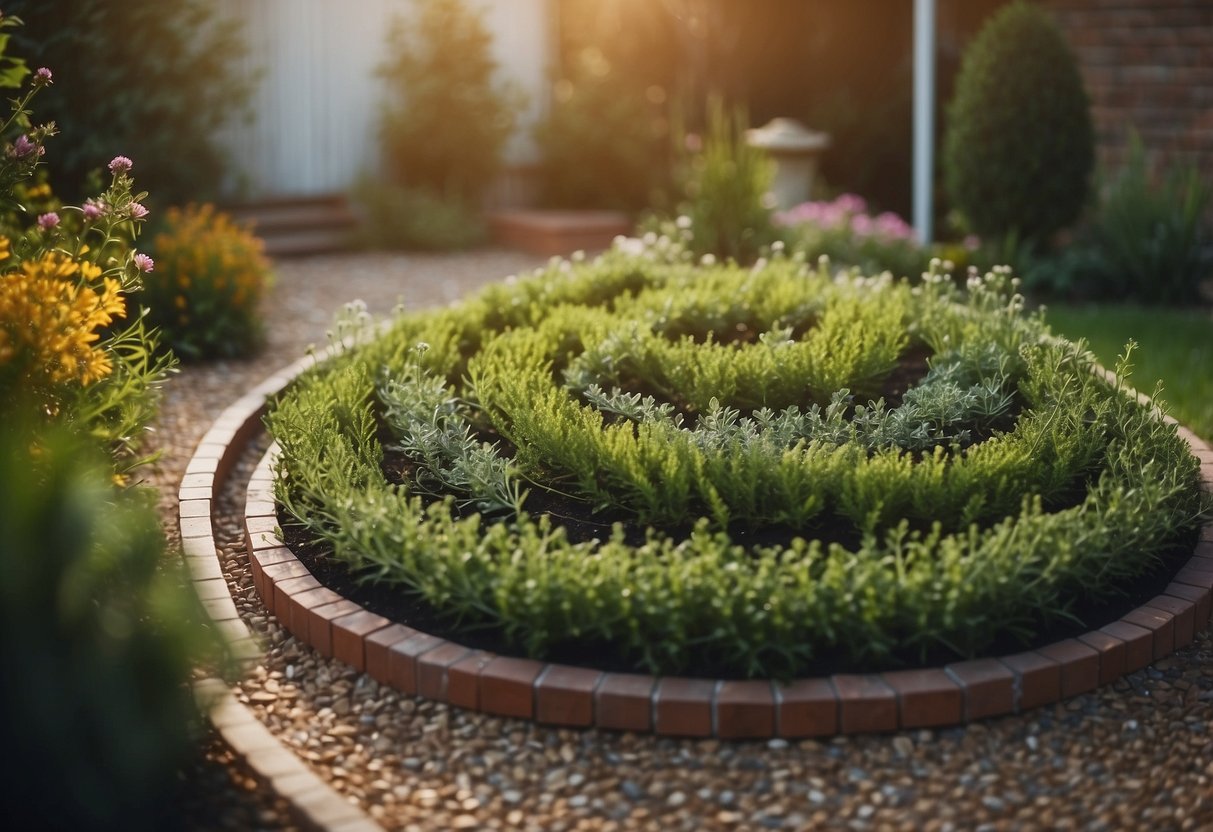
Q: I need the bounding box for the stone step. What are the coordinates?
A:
[228,203,358,235]
[258,227,355,258]
[222,195,358,258]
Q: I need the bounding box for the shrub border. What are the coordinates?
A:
[185,356,1213,740]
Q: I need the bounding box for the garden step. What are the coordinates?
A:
[226,202,358,235]
[257,227,355,258]
[222,195,357,258]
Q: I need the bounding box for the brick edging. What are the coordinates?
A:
[193,356,1213,739]
[179,350,384,832]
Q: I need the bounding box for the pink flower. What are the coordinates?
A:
[37,212,59,230]
[33,67,52,86]
[108,156,133,174]
[128,202,149,220]
[82,199,105,220]
[873,212,916,242]
[833,193,868,216]
[10,134,35,159]
[133,252,154,273]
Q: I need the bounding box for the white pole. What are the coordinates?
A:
[913,0,936,245]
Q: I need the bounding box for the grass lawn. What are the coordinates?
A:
[1046,304,1213,441]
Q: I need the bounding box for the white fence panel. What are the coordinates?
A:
[216,0,552,199]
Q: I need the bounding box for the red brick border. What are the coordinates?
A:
[178,352,384,832]
[187,356,1213,740]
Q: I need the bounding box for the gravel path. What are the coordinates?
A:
[157,250,1213,831]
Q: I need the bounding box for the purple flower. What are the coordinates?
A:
[33,67,52,86]
[10,134,35,159]
[128,202,149,220]
[37,212,59,230]
[82,199,105,221]
[108,155,133,174]
[133,252,154,273]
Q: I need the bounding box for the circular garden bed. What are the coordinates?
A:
[256,246,1210,735]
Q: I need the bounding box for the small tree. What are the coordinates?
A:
[534,49,669,212]
[943,1,1094,246]
[378,0,523,203]
[683,98,777,264]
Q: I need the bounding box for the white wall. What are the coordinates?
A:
[215,0,552,199]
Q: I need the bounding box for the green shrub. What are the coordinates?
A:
[0,421,215,830]
[351,177,486,251]
[944,1,1094,245]
[377,0,524,202]
[1020,138,1212,304]
[534,49,669,212]
[268,236,1203,678]
[680,99,778,264]
[1081,138,1211,304]
[7,0,252,207]
[144,204,272,360]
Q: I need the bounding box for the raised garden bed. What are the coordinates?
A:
[243,244,1212,735]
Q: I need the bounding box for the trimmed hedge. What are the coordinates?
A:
[268,245,1201,678]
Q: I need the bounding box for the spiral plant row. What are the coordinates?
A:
[267,242,1203,679]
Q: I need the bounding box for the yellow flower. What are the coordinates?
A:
[0,251,127,388]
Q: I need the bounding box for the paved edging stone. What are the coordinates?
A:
[179,352,384,832]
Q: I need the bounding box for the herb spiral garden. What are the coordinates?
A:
[266,244,1202,682]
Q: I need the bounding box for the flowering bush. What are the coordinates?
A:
[144,203,272,360]
[0,29,172,475]
[0,247,124,387]
[775,194,932,279]
[0,17,217,829]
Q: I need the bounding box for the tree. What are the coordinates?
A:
[377,0,523,202]
[7,0,252,208]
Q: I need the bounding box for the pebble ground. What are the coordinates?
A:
[154,250,1213,831]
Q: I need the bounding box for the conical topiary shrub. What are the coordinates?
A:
[944,1,1094,245]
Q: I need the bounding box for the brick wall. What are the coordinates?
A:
[1044,0,1213,183]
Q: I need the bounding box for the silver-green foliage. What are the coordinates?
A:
[267,243,1204,677]
[378,345,522,515]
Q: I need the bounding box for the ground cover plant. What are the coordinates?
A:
[269,240,1204,679]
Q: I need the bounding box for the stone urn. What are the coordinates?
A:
[746,118,831,211]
